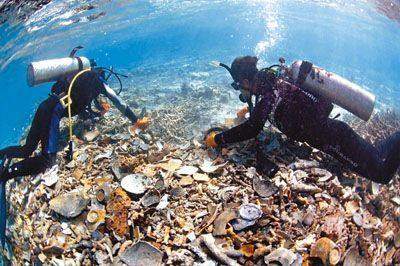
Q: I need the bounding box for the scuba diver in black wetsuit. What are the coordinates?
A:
[0,53,150,182]
[205,56,400,184]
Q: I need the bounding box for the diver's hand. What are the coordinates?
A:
[205,131,218,148]
[134,116,151,130]
[236,106,249,119]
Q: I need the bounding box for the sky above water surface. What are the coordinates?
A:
[0,0,399,146]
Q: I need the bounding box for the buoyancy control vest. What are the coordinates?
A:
[269,79,334,140]
[50,69,104,116]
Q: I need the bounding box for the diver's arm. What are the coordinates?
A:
[102,83,138,124]
[215,96,272,144]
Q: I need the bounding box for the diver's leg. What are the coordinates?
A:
[0,101,46,158]
[378,131,400,182]
[306,119,390,183]
[1,153,56,181]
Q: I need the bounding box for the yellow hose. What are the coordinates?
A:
[66,69,92,141]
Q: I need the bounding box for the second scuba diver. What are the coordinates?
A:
[0,48,150,182]
[205,56,400,184]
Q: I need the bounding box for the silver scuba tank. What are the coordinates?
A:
[288,60,376,121]
[27,56,93,87]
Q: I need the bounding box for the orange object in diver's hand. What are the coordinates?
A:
[205,131,218,148]
[236,106,249,119]
[134,116,151,130]
[100,101,111,116]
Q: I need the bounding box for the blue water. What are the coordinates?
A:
[0,0,399,147]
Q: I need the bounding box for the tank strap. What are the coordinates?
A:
[76,57,84,70]
[296,61,313,87]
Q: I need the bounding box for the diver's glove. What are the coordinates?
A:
[99,99,111,116]
[205,131,219,148]
[134,116,151,130]
[236,106,249,119]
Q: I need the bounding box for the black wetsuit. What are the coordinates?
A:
[0,70,137,180]
[215,77,400,184]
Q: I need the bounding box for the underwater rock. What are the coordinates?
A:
[49,190,89,218]
[120,241,163,266]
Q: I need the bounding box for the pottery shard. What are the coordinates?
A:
[253,176,278,198]
[120,241,163,266]
[213,209,238,236]
[159,159,182,172]
[176,165,198,175]
[83,130,100,142]
[121,174,150,195]
[193,173,210,182]
[49,191,89,218]
[264,247,301,266]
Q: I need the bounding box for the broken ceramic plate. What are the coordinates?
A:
[83,130,100,142]
[264,247,302,266]
[179,176,194,187]
[159,159,183,172]
[141,189,161,208]
[120,241,163,266]
[199,160,225,173]
[121,174,150,195]
[253,176,278,198]
[156,194,169,210]
[49,190,90,218]
[42,165,59,187]
[238,203,262,221]
[213,209,238,236]
[176,165,198,176]
[288,160,320,170]
[193,173,210,182]
[94,150,113,162]
[231,218,256,231]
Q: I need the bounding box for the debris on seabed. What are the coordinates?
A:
[3,95,400,265]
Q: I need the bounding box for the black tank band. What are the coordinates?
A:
[297,61,313,87]
[76,57,84,70]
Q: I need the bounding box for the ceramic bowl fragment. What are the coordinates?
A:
[141,189,161,208]
[253,176,278,198]
[238,203,262,221]
[120,241,163,266]
[264,247,301,266]
[121,174,150,195]
[176,165,198,176]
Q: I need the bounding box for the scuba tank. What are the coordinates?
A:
[27,46,96,87]
[288,60,375,121]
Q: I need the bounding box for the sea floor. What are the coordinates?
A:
[2,87,400,265]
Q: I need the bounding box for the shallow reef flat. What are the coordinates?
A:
[3,89,400,265]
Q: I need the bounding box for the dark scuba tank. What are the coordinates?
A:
[288,60,376,121]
